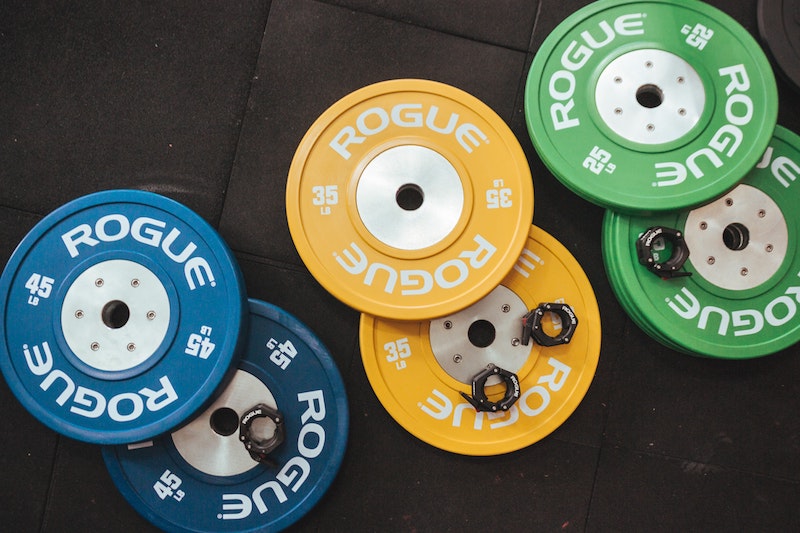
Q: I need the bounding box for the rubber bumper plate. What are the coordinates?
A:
[603,126,800,358]
[0,190,247,444]
[286,79,534,320]
[525,0,778,213]
[103,299,349,532]
[360,225,601,455]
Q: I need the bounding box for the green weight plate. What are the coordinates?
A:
[603,126,800,358]
[525,0,778,213]
[602,212,690,354]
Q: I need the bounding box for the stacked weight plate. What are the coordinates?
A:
[0,190,248,444]
[286,79,603,455]
[358,225,601,455]
[524,0,800,358]
[103,299,349,532]
[0,190,349,531]
[602,127,800,358]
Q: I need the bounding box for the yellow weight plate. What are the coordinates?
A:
[359,225,601,455]
[287,79,534,320]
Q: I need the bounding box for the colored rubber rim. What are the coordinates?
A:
[103,299,349,532]
[287,79,534,320]
[525,0,778,213]
[0,190,247,443]
[602,126,800,358]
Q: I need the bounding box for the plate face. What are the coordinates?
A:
[0,190,247,443]
[525,0,778,213]
[287,78,534,320]
[360,226,601,455]
[103,299,349,532]
[602,126,800,358]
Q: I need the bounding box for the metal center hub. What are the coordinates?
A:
[356,144,464,250]
[429,285,530,385]
[60,259,170,372]
[595,49,705,145]
[685,184,788,290]
[172,370,277,477]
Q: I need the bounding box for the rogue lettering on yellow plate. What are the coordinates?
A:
[333,234,497,296]
[328,103,489,160]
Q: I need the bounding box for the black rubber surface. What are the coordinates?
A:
[2,1,800,530]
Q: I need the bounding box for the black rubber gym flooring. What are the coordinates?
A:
[2,1,800,531]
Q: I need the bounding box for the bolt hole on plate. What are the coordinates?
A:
[525,0,778,213]
[286,79,534,320]
[602,126,800,359]
[103,299,349,532]
[359,226,601,455]
[0,190,247,444]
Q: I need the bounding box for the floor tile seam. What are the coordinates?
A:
[586,292,634,441]
[0,202,46,219]
[597,312,800,486]
[309,0,532,53]
[344,326,362,385]
[234,249,307,273]
[516,0,542,120]
[584,439,609,532]
[512,46,534,133]
[604,442,800,484]
[583,311,638,529]
[215,3,273,229]
[548,433,603,452]
[527,0,545,53]
[38,435,63,533]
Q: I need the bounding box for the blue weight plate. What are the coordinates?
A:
[0,190,247,443]
[103,299,349,532]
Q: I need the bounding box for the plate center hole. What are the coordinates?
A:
[396,183,424,211]
[723,222,750,251]
[102,300,130,329]
[210,407,239,436]
[636,84,664,108]
[250,417,278,443]
[468,319,496,348]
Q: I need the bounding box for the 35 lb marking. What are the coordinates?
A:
[311,185,338,215]
[383,337,411,370]
[486,179,513,209]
